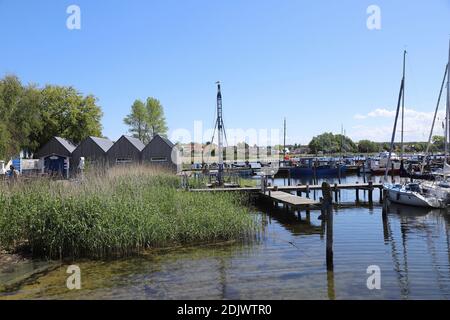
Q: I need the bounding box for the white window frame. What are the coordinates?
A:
[150,157,168,162]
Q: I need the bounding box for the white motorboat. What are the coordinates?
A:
[384,183,445,208]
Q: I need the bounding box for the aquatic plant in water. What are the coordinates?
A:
[0,166,258,259]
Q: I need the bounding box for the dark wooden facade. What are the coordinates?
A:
[35,137,76,177]
[72,136,114,170]
[35,137,76,159]
[141,135,178,170]
[106,135,145,165]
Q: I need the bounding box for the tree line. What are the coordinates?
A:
[307,132,445,154]
[0,75,103,160]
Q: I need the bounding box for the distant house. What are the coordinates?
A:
[35,137,76,178]
[141,135,178,170]
[72,136,114,170]
[106,135,145,165]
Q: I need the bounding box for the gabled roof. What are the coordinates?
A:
[156,135,174,148]
[123,135,145,151]
[143,135,175,151]
[90,136,114,153]
[55,137,76,153]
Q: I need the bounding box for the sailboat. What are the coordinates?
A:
[386,182,444,208]
[383,50,447,208]
[420,40,450,204]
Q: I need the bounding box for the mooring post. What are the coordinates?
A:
[338,163,342,185]
[306,184,310,199]
[391,163,395,183]
[355,188,360,203]
[368,181,373,206]
[334,183,339,203]
[321,182,334,272]
[288,170,291,186]
[313,161,318,185]
[363,162,367,183]
[379,187,383,203]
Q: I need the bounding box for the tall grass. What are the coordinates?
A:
[0,166,258,259]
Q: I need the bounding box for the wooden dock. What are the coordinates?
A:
[189,182,384,206]
[190,182,382,192]
[261,190,318,208]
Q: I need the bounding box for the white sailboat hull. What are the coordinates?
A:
[385,185,444,208]
[387,189,434,207]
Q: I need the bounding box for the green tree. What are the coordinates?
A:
[145,97,168,140]
[123,97,168,144]
[357,140,380,153]
[0,75,103,159]
[432,135,445,151]
[0,121,10,159]
[308,132,356,154]
[39,85,102,146]
[123,100,148,142]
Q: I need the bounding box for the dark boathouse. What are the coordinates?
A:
[72,136,114,170]
[106,135,145,165]
[35,136,76,178]
[141,134,179,170]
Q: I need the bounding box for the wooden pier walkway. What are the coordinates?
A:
[261,190,318,207]
[190,182,384,206]
[190,182,382,193]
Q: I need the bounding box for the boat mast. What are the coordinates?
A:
[283,118,286,161]
[384,52,406,183]
[216,81,224,185]
[401,50,406,160]
[420,64,448,174]
[447,39,450,166]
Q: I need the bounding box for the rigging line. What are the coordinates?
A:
[421,64,448,173]
[205,119,218,164]
[205,91,219,164]
[385,79,405,183]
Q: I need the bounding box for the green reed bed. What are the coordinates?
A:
[0,167,258,259]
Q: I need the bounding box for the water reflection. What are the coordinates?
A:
[1,175,450,299]
[383,202,450,299]
[261,205,323,237]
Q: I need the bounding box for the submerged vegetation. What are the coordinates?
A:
[0,167,257,259]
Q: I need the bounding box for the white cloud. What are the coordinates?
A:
[367,108,396,118]
[349,107,446,142]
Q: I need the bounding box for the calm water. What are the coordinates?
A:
[1,175,450,300]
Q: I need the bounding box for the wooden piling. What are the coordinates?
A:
[321,182,334,272]
[363,163,367,183]
[368,181,373,206]
[288,170,291,186]
[334,183,339,203]
[338,164,342,185]
[379,187,383,203]
[391,163,395,183]
[355,188,360,203]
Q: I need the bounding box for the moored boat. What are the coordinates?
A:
[384,183,445,208]
[370,152,401,175]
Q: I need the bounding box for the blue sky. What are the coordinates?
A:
[1,0,450,145]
